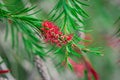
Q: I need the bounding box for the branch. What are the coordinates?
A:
[34,56,51,80]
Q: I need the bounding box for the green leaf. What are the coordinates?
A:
[53,11,64,21]
[13,6,37,15]
[67,61,73,70]
[61,13,67,31]
[13,15,40,21]
[48,0,62,16]
[22,36,30,53]
[5,19,9,41]
[83,47,103,56]
[27,9,42,16]
[66,46,70,53]
[83,70,88,80]
[71,50,82,57]
[73,1,89,17]
[11,22,15,48]
[33,42,44,49]
[68,17,78,30]
[77,44,85,49]
[46,46,55,53]
[69,45,82,57]
[76,0,89,6]
[33,50,46,59]
[54,47,63,54]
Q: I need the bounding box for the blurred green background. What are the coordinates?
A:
[0,0,120,80]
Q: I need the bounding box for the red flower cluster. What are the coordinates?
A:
[69,58,99,80]
[41,21,73,46]
[68,58,85,78]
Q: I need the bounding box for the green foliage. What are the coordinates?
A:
[0,0,102,74]
[48,0,102,69]
[0,4,46,59]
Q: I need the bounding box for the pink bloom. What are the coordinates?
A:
[105,36,120,48]
[68,58,99,80]
[68,58,85,78]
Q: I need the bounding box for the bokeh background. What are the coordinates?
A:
[0,0,120,80]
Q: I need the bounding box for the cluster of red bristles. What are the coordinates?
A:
[41,21,73,46]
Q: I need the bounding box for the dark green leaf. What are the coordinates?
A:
[5,19,9,41]
[76,0,89,6]
[11,23,15,48]
[13,6,37,15]
[67,61,73,70]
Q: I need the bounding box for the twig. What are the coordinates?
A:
[34,56,51,80]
